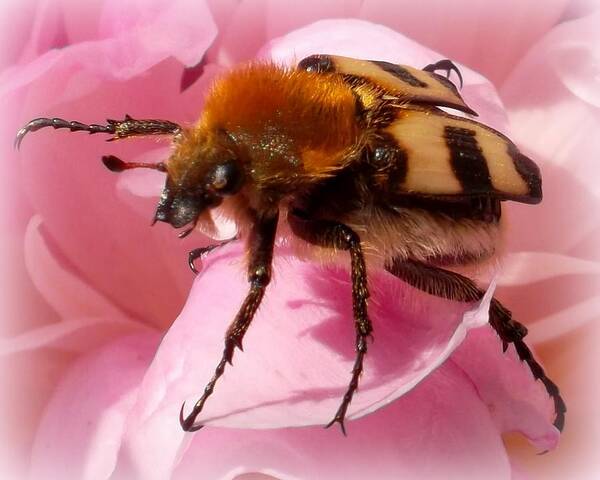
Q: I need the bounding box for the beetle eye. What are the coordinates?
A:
[212,171,228,190]
[209,161,243,195]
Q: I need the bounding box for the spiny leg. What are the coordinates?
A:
[423,59,464,89]
[179,211,278,432]
[385,258,566,432]
[288,210,372,435]
[15,114,182,148]
[188,237,238,275]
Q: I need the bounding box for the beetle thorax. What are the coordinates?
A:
[198,62,360,177]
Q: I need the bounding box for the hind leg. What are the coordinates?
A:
[423,59,464,88]
[386,258,566,431]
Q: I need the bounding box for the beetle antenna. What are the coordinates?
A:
[101,155,167,173]
[15,115,182,149]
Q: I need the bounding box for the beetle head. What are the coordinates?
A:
[153,132,245,233]
[14,114,246,237]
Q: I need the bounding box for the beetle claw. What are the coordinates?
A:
[179,402,204,432]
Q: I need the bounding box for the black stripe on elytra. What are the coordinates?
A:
[507,143,542,204]
[444,126,493,193]
[298,54,335,73]
[371,61,428,87]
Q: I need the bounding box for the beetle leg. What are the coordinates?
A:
[179,211,278,432]
[385,258,566,432]
[188,237,238,275]
[422,59,464,89]
[288,209,372,435]
[15,114,182,149]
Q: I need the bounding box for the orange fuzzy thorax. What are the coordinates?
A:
[197,63,360,176]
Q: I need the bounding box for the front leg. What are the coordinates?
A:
[386,258,566,432]
[179,210,278,432]
[288,210,372,435]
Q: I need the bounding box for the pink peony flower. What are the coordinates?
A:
[2,1,599,479]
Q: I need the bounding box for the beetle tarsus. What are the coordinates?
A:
[187,237,239,275]
[325,415,348,436]
[15,117,116,149]
[423,59,464,89]
[179,402,204,432]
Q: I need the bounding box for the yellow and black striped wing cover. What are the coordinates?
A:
[381,109,541,203]
[298,54,476,115]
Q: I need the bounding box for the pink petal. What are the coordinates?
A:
[500,252,600,286]
[497,11,600,341]
[91,0,216,79]
[3,5,575,478]
[562,0,600,22]
[0,0,41,70]
[6,0,216,86]
[209,0,362,66]
[2,1,225,329]
[501,12,600,254]
[507,321,600,480]
[131,243,493,428]
[10,59,211,330]
[494,16,600,451]
[1,216,150,356]
[58,0,105,46]
[357,0,569,84]
[0,0,73,71]
[210,0,568,85]
[498,251,600,342]
[1,1,216,107]
[23,215,126,327]
[29,332,161,480]
[497,250,600,342]
[110,246,551,478]
[261,18,445,66]
[546,14,600,109]
[30,331,520,480]
[493,12,600,474]
[527,296,600,344]
[451,328,559,451]
[174,365,512,480]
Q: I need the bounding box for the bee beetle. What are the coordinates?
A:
[16,55,565,434]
